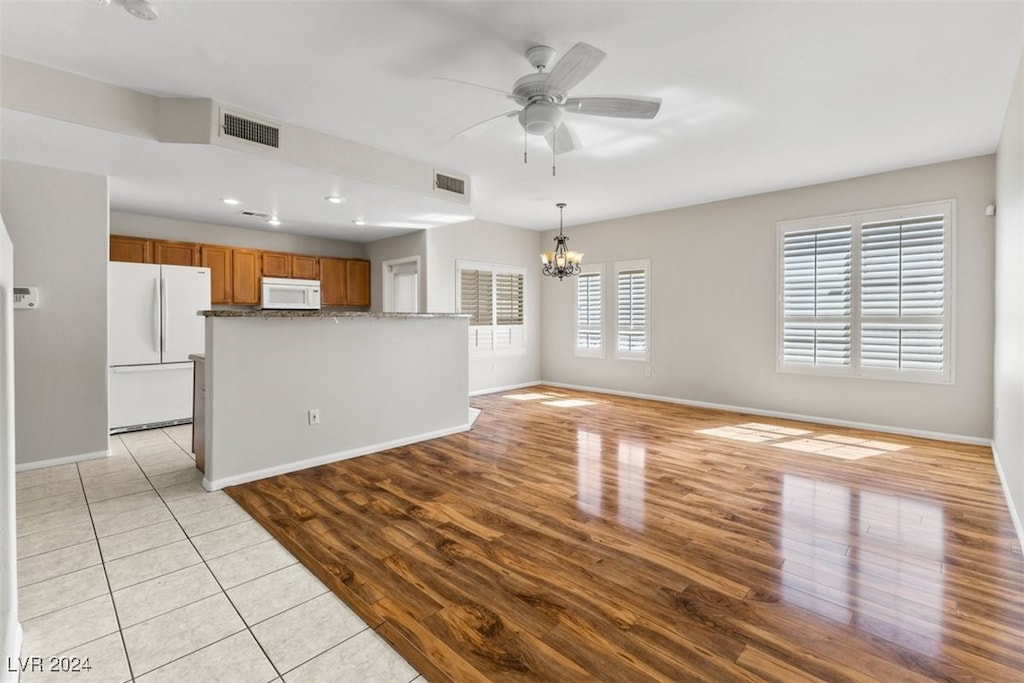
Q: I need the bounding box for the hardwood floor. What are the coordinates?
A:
[227,387,1024,682]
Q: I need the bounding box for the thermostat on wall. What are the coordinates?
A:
[13,286,40,309]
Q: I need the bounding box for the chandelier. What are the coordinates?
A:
[541,203,583,280]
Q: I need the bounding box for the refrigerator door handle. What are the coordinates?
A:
[161,277,168,354]
[152,278,161,353]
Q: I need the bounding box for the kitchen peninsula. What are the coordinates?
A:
[197,310,470,491]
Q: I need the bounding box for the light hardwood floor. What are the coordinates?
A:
[228,386,1024,682]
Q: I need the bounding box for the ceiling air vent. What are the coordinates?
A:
[434,171,467,197]
[221,111,280,149]
[238,210,274,220]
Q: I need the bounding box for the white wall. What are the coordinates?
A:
[2,161,110,467]
[0,4,19,670]
[0,221,20,679]
[110,211,365,259]
[994,47,1024,544]
[542,156,996,441]
[204,314,469,489]
[425,219,543,393]
[365,230,427,314]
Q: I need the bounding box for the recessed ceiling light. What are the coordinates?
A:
[267,217,282,227]
[325,195,346,204]
[221,198,241,206]
[352,219,366,226]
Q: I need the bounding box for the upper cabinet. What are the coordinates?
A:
[231,249,261,305]
[321,257,371,307]
[153,240,198,267]
[199,244,232,304]
[291,255,319,280]
[110,235,370,309]
[110,236,152,264]
[261,251,291,278]
[319,257,347,307]
[346,260,371,307]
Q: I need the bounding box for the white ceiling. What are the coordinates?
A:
[2,1,1022,241]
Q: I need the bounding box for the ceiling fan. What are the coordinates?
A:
[440,42,662,159]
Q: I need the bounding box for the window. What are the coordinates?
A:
[575,266,604,357]
[457,261,526,356]
[778,200,953,382]
[614,259,650,360]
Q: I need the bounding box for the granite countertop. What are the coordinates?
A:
[198,310,468,319]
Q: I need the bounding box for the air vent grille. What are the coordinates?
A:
[239,210,273,220]
[223,113,280,148]
[434,172,466,196]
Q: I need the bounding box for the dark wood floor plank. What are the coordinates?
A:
[227,386,1024,682]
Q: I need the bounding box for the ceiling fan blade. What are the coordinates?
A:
[545,42,606,93]
[563,95,662,119]
[453,110,519,138]
[545,121,582,155]
[432,76,514,98]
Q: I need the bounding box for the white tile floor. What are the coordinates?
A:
[15,426,424,683]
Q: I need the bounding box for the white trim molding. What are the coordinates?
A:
[991,443,1024,556]
[202,423,471,491]
[14,449,110,473]
[469,381,542,397]
[2,621,22,683]
[542,381,990,446]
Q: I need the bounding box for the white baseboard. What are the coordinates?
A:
[541,382,991,446]
[15,449,110,473]
[468,407,482,427]
[2,620,22,683]
[469,380,541,397]
[203,423,472,491]
[991,443,1024,556]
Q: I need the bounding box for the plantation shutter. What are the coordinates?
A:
[576,271,602,350]
[860,214,945,371]
[781,226,852,367]
[617,269,647,353]
[495,272,524,325]
[459,269,492,326]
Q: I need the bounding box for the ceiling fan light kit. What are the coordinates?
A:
[123,0,160,21]
[445,41,662,168]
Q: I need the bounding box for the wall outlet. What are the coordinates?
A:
[644,366,651,377]
[308,408,320,425]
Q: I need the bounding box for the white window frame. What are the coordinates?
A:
[777,199,954,384]
[455,260,527,358]
[575,264,605,358]
[614,259,651,362]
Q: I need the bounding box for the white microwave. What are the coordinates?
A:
[261,277,321,310]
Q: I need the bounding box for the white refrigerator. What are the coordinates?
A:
[109,262,211,432]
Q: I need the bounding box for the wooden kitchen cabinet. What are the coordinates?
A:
[200,244,232,304]
[232,249,261,305]
[110,236,152,263]
[346,259,371,307]
[319,257,347,306]
[261,251,291,278]
[320,257,370,307]
[153,239,198,266]
[290,254,319,280]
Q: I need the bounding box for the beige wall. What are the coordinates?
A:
[2,161,110,466]
[541,156,996,441]
[110,211,365,259]
[994,48,1024,542]
[425,219,543,393]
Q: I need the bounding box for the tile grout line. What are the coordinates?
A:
[76,435,138,683]
[123,429,287,681]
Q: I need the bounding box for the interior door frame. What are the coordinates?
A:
[382,256,421,313]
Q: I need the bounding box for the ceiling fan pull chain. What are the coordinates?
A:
[524,128,528,164]
[552,144,556,177]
